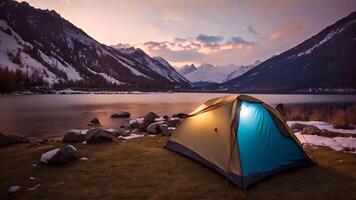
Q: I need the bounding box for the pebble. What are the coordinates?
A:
[80,157,88,161]
[8,186,20,193]
[32,164,37,167]
[29,177,36,180]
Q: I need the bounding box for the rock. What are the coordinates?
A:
[146,122,163,134]
[290,123,307,132]
[333,122,355,130]
[80,157,88,161]
[120,130,131,137]
[139,112,157,131]
[167,119,183,127]
[111,111,131,118]
[160,124,174,136]
[129,121,140,129]
[275,103,286,119]
[27,184,41,191]
[172,113,188,118]
[163,115,169,120]
[85,128,113,144]
[0,133,12,147]
[0,133,31,147]
[62,130,85,143]
[88,118,100,126]
[29,177,36,180]
[302,125,322,135]
[8,186,20,193]
[41,145,77,165]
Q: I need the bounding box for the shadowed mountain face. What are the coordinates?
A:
[220,11,356,94]
[0,0,190,89]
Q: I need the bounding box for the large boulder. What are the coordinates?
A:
[111,111,131,118]
[88,118,101,126]
[146,122,164,134]
[290,123,307,132]
[85,128,113,144]
[333,122,355,130]
[172,113,188,118]
[302,125,322,135]
[0,133,12,147]
[41,145,77,165]
[139,112,157,131]
[62,130,85,143]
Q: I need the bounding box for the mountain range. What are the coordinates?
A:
[219,11,356,93]
[178,62,259,84]
[0,0,190,90]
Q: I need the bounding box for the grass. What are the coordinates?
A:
[0,136,356,200]
[285,103,356,125]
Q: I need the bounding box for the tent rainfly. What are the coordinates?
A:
[165,95,313,188]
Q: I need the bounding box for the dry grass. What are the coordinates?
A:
[0,137,356,200]
[285,103,356,125]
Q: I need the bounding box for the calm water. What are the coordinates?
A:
[1,93,356,138]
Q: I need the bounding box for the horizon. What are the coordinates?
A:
[15,0,356,67]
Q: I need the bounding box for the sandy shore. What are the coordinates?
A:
[1,136,356,199]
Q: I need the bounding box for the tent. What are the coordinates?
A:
[165,95,312,188]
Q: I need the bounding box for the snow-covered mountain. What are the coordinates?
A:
[0,0,190,89]
[113,45,190,85]
[178,64,197,75]
[178,63,256,83]
[220,11,356,93]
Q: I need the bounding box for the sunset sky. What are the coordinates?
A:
[17,0,356,67]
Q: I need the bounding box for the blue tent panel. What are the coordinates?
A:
[237,101,310,180]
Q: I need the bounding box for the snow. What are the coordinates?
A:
[118,133,145,140]
[295,132,356,153]
[130,118,144,125]
[298,19,356,57]
[87,68,124,85]
[40,148,59,164]
[39,50,82,81]
[287,121,356,134]
[178,64,197,75]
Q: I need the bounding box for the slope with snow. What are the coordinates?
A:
[0,0,190,89]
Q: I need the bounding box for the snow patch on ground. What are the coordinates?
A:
[295,132,356,153]
[287,121,356,134]
[118,133,145,140]
[87,68,124,85]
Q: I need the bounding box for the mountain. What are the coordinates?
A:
[178,64,197,75]
[113,45,190,85]
[220,11,356,94]
[179,63,256,83]
[0,0,190,90]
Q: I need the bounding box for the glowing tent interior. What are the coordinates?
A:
[165,95,313,188]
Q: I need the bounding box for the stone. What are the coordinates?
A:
[160,124,174,136]
[302,125,322,135]
[139,112,157,131]
[88,118,100,126]
[85,128,113,144]
[167,118,183,127]
[111,111,131,118]
[172,113,188,118]
[0,133,31,147]
[41,145,77,165]
[290,123,307,132]
[62,130,85,143]
[275,103,286,119]
[0,132,12,147]
[146,122,163,134]
[333,122,355,130]
[8,186,20,193]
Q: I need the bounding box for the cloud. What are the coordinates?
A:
[132,34,254,66]
[243,25,261,37]
[269,19,305,40]
[195,34,224,44]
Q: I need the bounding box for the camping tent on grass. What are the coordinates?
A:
[165,95,312,188]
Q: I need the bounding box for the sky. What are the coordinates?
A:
[17,0,356,67]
